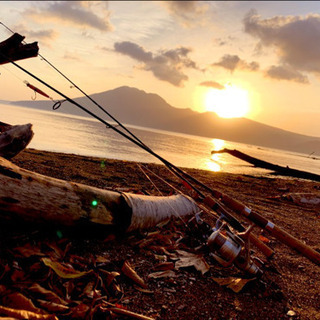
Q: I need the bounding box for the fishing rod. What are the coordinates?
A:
[3,40,319,265]
[5,56,280,261]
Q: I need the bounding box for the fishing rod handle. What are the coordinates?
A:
[219,194,320,265]
[270,224,320,266]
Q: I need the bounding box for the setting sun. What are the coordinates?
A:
[205,85,250,118]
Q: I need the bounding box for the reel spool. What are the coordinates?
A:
[207,223,263,277]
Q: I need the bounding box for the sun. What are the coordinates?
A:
[204,84,250,118]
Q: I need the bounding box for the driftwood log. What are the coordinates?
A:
[0,156,198,232]
[0,122,34,159]
[212,148,320,182]
[0,33,38,65]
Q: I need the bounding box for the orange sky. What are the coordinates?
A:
[1,1,320,137]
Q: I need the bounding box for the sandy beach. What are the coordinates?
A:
[1,147,320,319]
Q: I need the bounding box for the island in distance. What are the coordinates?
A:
[10,85,320,156]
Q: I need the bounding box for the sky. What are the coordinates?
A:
[1,1,320,137]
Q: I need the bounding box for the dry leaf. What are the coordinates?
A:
[69,303,90,319]
[133,285,154,294]
[121,261,147,288]
[13,243,45,258]
[28,283,68,305]
[36,300,69,313]
[153,262,174,271]
[148,270,176,278]
[41,258,91,279]
[0,305,58,320]
[3,293,43,314]
[174,250,210,275]
[95,255,110,263]
[212,277,256,293]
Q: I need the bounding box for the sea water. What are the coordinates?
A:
[1,103,319,176]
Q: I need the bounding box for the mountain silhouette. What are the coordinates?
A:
[11,85,320,155]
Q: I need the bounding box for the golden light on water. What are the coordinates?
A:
[206,139,225,172]
[204,84,250,118]
[206,160,221,172]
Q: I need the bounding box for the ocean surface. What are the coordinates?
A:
[1,103,320,176]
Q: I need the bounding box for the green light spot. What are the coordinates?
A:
[91,199,98,207]
[56,230,63,239]
[100,160,106,168]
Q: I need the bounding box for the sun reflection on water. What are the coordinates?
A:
[206,139,225,172]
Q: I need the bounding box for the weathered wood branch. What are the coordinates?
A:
[0,33,39,64]
[212,148,320,182]
[0,157,198,232]
[0,123,34,159]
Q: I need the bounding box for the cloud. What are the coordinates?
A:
[24,1,113,31]
[200,81,225,90]
[160,1,209,27]
[114,41,198,86]
[212,54,259,73]
[214,36,236,47]
[265,65,309,83]
[243,10,320,74]
[12,24,58,46]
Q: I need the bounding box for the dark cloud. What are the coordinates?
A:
[160,1,209,27]
[265,65,309,83]
[24,1,112,31]
[212,54,259,73]
[114,42,152,62]
[200,81,225,90]
[243,10,320,74]
[114,41,198,87]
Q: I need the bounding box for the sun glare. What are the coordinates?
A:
[205,85,250,118]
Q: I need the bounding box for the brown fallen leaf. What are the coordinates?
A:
[36,300,69,313]
[212,277,256,293]
[68,303,90,319]
[0,305,58,320]
[3,293,44,314]
[13,244,45,258]
[10,270,26,283]
[174,250,210,275]
[28,283,68,305]
[41,258,91,279]
[153,262,174,271]
[121,261,147,289]
[148,270,176,279]
[99,271,123,298]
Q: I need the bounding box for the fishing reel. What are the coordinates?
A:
[187,213,263,276]
[207,222,263,277]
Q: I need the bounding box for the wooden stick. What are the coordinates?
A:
[0,157,198,231]
[0,123,34,159]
